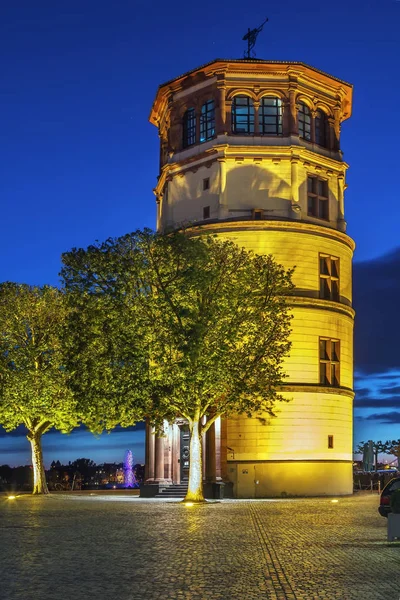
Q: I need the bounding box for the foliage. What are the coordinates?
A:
[384,440,400,463]
[0,283,77,434]
[61,238,150,433]
[0,283,78,493]
[71,458,96,471]
[61,229,294,500]
[356,440,387,470]
[390,489,400,514]
[356,439,400,471]
[62,229,293,425]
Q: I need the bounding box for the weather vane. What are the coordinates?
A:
[242,17,268,59]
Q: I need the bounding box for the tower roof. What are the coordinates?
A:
[150,58,353,126]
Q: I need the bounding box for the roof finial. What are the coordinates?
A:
[242,18,268,59]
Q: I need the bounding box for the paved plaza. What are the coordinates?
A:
[0,493,399,600]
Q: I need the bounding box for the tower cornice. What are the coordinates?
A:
[185,220,356,252]
[150,59,353,126]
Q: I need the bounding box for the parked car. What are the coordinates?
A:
[378,477,400,517]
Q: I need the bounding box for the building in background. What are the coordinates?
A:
[143,58,354,498]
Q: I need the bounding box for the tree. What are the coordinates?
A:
[61,230,293,502]
[0,283,78,494]
[356,440,387,471]
[61,240,150,436]
[71,458,96,470]
[383,440,400,467]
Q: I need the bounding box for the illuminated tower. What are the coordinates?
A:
[146,59,354,497]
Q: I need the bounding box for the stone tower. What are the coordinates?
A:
[145,59,354,497]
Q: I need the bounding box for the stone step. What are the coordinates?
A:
[155,484,188,498]
[155,493,186,498]
[158,489,187,492]
[163,483,188,490]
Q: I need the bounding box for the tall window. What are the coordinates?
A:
[259,97,282,135]
[319,338,340,386]
[320,255,339,301]
[315,110,328,147]
[200,100,215,143]
[183,108,196,148]
[298,102,311,141]
[307,177,329,220]
[232,96,254,134]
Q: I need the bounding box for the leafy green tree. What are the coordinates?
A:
[0,283,78,494]
[356,440,387,471]
[61,242,149,435]
[61,230,293,502]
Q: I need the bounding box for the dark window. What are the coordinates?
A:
[259,97,282,135]
[319,338,340,386]
[232,96,254,134]
[328,435,334,449]
[183,108,196,148]
[200,100,215,143]
[203,206,210,219]
[298,102,311,141]
[315,110,328,147]
[388,480,400,492]
[307,177,329,220]
[203,178,210,191]
[319,255,339,301]
[253,209,263,220]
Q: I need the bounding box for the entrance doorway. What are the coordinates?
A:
[180,425,190,482]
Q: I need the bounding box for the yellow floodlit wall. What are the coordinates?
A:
[210,224,354,496]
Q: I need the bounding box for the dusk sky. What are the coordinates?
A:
[1,1,399,467]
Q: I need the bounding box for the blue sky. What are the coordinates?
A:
[1,1,399,466]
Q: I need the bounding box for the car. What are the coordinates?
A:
[378,477,400,517]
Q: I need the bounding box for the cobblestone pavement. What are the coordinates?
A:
[0,493,399,600]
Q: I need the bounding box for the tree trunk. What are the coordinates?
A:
[184,419,204,502]
[28,431,49,495]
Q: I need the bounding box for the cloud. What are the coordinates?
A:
[380,386,400,395]
[354,248,400,375]
[363,411,400,424]
[353,387,371,399]
[354,396,400,409]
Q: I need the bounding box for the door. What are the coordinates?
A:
[180,425,190,482]
[237,464,256,498]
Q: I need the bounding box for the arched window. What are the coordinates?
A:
[298,102,311,141]
[259,97,282,135]
[232,96,254,134]
[315,109,328,147]
[200,99,215,143]
[183,108,197,148]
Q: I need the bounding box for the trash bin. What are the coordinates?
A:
[212,482,225,499]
